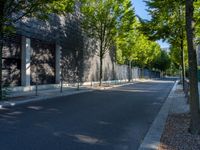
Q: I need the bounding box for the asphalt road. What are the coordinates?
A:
[0,80,174,150]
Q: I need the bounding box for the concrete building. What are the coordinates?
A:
[2,12,117,91]
[2,12,159,92]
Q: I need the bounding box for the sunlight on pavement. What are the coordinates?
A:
[113,89,156,93]
[70,134,104,145]
[98,121,112,125]
[27,106,43,110]
[6,111,23,115]
[143,142,160,149]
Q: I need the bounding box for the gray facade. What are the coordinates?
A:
[2,11,160,90]
[3,13,112,86]
[2,34,21,86]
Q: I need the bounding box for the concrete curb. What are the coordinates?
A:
[138,80,178,150]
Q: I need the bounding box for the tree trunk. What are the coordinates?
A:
[99,42,103,86]
[0,30,3,100]
[185,0,200,134]
[179,3,186,92]
[180,37,186,91]
[128,60,131,82]
[0,1,4,100]
[99,55,103,86]
[112,60,115,81]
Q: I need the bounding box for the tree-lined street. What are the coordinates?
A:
[0,0,200,149]
[0,80,174,150]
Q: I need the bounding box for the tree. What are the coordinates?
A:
[153,50,171,73]
[116,20,161,70]
[80,0,134,86]
[0,0,75,99]
[185,0,200,134]
[194,0,200,38]
[115,8,136,81]
[116,21,138,65]
[169,41,188,75]
[141,0,187,89]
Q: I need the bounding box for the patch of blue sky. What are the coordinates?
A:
[131,0,169,48]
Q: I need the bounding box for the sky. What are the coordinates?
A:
[131,0,169,48]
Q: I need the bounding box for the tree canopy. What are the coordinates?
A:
[0,0,75,100]
[140,0,187,89]
[116,19,162,71]
[194,0,200,39]
[80,0,135,85]
[0,0,75,33]
[153,50,171,72]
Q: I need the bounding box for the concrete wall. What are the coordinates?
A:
[2,35,21,86]
[15,12,113,84]
[2,11,160,89]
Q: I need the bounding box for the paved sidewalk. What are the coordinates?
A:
[138,81,189,150]
[169,83,189,114]
[0,80,144,109]
[0,87,93,109]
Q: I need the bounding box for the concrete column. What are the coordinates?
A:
[55,44,61,84]
[21,36,31,86]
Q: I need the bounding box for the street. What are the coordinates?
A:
[0,80,174,150]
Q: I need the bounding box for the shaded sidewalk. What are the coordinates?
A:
[158,83,200,150]
[0,79,146,109]
[138,81,190,150]
[0,86,93,108]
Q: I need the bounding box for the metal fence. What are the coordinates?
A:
[103,64,160,82]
